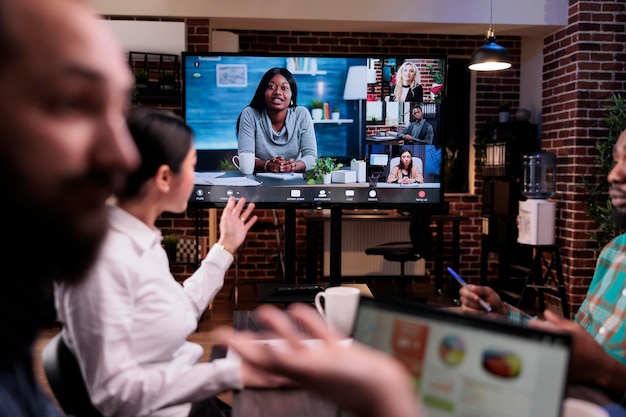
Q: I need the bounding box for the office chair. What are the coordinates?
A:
[365,209,433,297]
[384,156,423,182]
[42,333,103,417]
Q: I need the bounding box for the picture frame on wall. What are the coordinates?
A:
[216,64,247,87]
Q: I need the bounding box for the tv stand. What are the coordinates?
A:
[329,207,342,286]
[284,208,296,284]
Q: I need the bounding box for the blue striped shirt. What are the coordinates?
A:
[506,233,626,365]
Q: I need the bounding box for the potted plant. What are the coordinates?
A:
[310,99,324,121]
[331,108,340,120]
[474,121,496,167]
[162,234,179,263]
[498,101,511,123]
[304,157,343,184]
[134,69,149,89]
[584,93,626,250]
[218,158,237,171]
[426,60,444,85]
[159,71,176,90]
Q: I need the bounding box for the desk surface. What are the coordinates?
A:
[195,170,440,188]
[191,170,442,207]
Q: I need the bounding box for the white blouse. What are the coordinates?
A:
[54,205,242,417]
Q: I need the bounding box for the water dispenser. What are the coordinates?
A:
[522,152,556,199]
[518,152,557,245]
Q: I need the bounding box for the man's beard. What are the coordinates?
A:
[0,193,108,344]
[2,199,108,283]
[612,208,626,230]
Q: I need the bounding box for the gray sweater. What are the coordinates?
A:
[237,106,318,170]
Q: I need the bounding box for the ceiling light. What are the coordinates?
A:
[468,0,511,71]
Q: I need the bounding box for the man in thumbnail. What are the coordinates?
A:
[397,106,434,145]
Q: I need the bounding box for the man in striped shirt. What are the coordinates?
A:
[460,128,626,415]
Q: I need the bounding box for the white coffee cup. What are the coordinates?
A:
[232,153,255,175]
[314,286,360,336]
[562,399,609,417]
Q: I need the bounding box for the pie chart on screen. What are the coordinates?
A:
[482,349,523,378]
[438,335,465,366]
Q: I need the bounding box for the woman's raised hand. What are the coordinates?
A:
[216,196,257,255]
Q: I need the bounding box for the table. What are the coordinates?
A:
[224,310,617,417]
[302,210,469,294]
[230,311,338,417]
[256,282,374,305]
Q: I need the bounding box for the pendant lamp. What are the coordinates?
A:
[468,0,511,71]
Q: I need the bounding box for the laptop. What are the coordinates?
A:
[350,297,572,417]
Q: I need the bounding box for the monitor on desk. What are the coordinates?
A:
[184,52,446,209]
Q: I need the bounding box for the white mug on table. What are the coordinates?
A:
[314,286,360,336]
[232,152,255,175]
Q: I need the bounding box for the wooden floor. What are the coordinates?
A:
[33,275,454,413]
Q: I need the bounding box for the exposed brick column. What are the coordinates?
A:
[541,0,626,314]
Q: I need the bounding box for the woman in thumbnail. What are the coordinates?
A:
[55,108,286,417]
[387,149,424,184]
[389,61,423,103]
[236,67,318,173]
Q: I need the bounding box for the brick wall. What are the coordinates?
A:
[541,0,626,311]
[117,0,626,315]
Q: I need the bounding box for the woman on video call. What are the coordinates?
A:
[387,149,424,184]
[236,67,318,174]
[388,61,423,103]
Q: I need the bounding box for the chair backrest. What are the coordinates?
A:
[385,157,423,178]
[42,333,103,417]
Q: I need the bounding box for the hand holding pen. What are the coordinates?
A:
[447,267,493,313]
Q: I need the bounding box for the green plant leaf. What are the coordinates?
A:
[304,157,342,183]
[582,93,626,250]
[310,99,324,109]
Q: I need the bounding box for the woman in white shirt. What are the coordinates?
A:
[54,108,285,417]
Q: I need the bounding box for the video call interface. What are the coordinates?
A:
[184,53,445,208]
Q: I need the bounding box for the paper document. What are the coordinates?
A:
[256,172,303,181]
[194,172,261,186]
[194,171,225,184]
[208,177,261,186]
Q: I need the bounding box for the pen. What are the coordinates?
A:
[446,267,492,312]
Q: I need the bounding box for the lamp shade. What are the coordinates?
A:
[367,68,377,84]
[468,30,511,71]
[343,65,367,100]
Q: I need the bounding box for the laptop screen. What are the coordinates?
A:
[352,297,571,417]
[369,153,389,167]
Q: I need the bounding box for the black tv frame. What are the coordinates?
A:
[183,52,447,212]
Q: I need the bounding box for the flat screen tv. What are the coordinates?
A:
[184,52,446,209]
